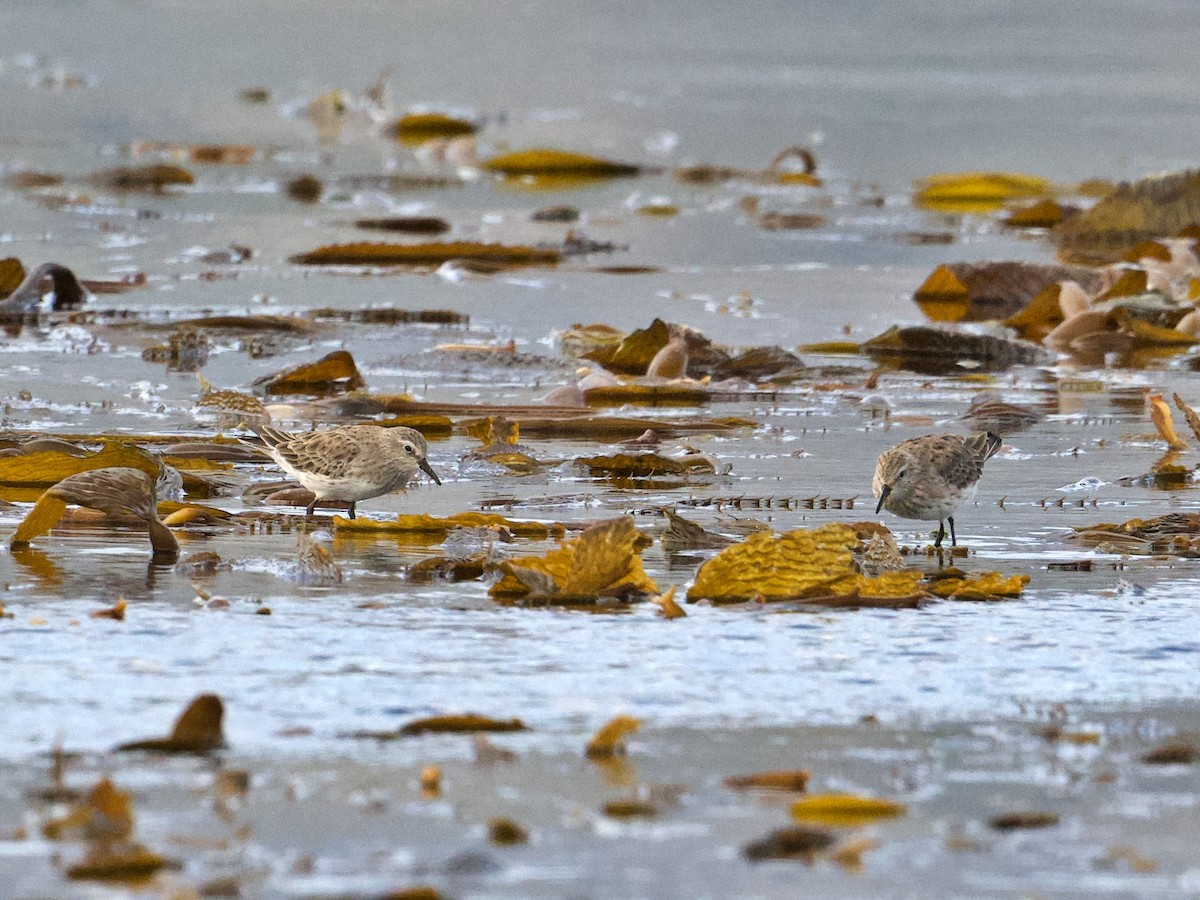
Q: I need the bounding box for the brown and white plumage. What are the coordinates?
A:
[872,431,1001,547]
[250,423,440,518]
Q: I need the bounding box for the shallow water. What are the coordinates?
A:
[1,1,1200,896]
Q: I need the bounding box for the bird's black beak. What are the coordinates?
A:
[420,457,442,485]
[875,483,891,514]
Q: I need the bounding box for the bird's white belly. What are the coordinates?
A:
[922,482,974,520]
[279,463,389,502]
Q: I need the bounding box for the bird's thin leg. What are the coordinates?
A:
[948,516,957,547]
[305,498,316,518]
[933,521,946,548]
[348,502,356,520]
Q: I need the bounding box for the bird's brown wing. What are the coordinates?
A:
[267,429,363,479]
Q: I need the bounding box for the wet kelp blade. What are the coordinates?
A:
[743,826,836,862]
[490,516,658,602]
[912,261,1102,323]
[686,524,924,605]
[252,349,366,397]
[346,713,527,741]
[585,714,641,757]
[862,325,1050,374]
[391,111,477,144]
[790,793,906,827]
[584,317,670,373]
[90,163,194,191]
[1057,169,1200,264]
[115,693,225,754]
[924,570,1029,600]
[400,714,527,736]
[724,770,811,791]
[913,171,1053,213]
[0,443,159,489]
[66,845,176,883]
[483,148,641,180]
[289,241,560,268]
[334,512,563,540]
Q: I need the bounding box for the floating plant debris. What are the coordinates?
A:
[913,171,1054,213]
[115,694,225,754]
[252,349,366,396]
[790,793,906,827]
[490,516,657,603]
[585,714,640,757]
[289,240,560,268]
[483,148,641,180]
[391,111,478,143]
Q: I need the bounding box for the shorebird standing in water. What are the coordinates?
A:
[250,423,441,519]
[872,431,1002,547]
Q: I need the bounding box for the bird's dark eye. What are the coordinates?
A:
[404,444,415,454]
[896,469,906,479]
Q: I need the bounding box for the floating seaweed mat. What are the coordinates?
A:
[583,384,711,407]
[493,415,756,440]
[173,314,313,333]
[334,511,564,541]
[1005,198,1070,229]
[391,112,477,144]
[90,163,194,192]
[353,216,451,235]
[289,241,560,268]
[585,318,670,373]
[1073,512,1200,542]
[912,261,1104,323]
[0,443,158,488]
[725,770,811,792]
[790,793,906,827]
[577,453,708,478]
[66,844,177,883]
[862,325,1050,375]
[252,349,366,397]
[1113,308,1197,348]
[308,306,468,325]
[1057,169,1200,264]
[913,171,1053,213]
[924,569,1029,600]
[158,455,231,473]
[483,148,641,179]
[398,713,526,735]
[490,515,658,602]
[344,713,526,741]
[686,524,925,605]
[742,826,836,862]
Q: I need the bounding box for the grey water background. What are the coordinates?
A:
[1,1,1200,896]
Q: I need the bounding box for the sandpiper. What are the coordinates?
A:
[250,423,440,518]
[872,431,1001,547]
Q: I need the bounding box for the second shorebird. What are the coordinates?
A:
[251,424,441,519]
[872,431,1001,547]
